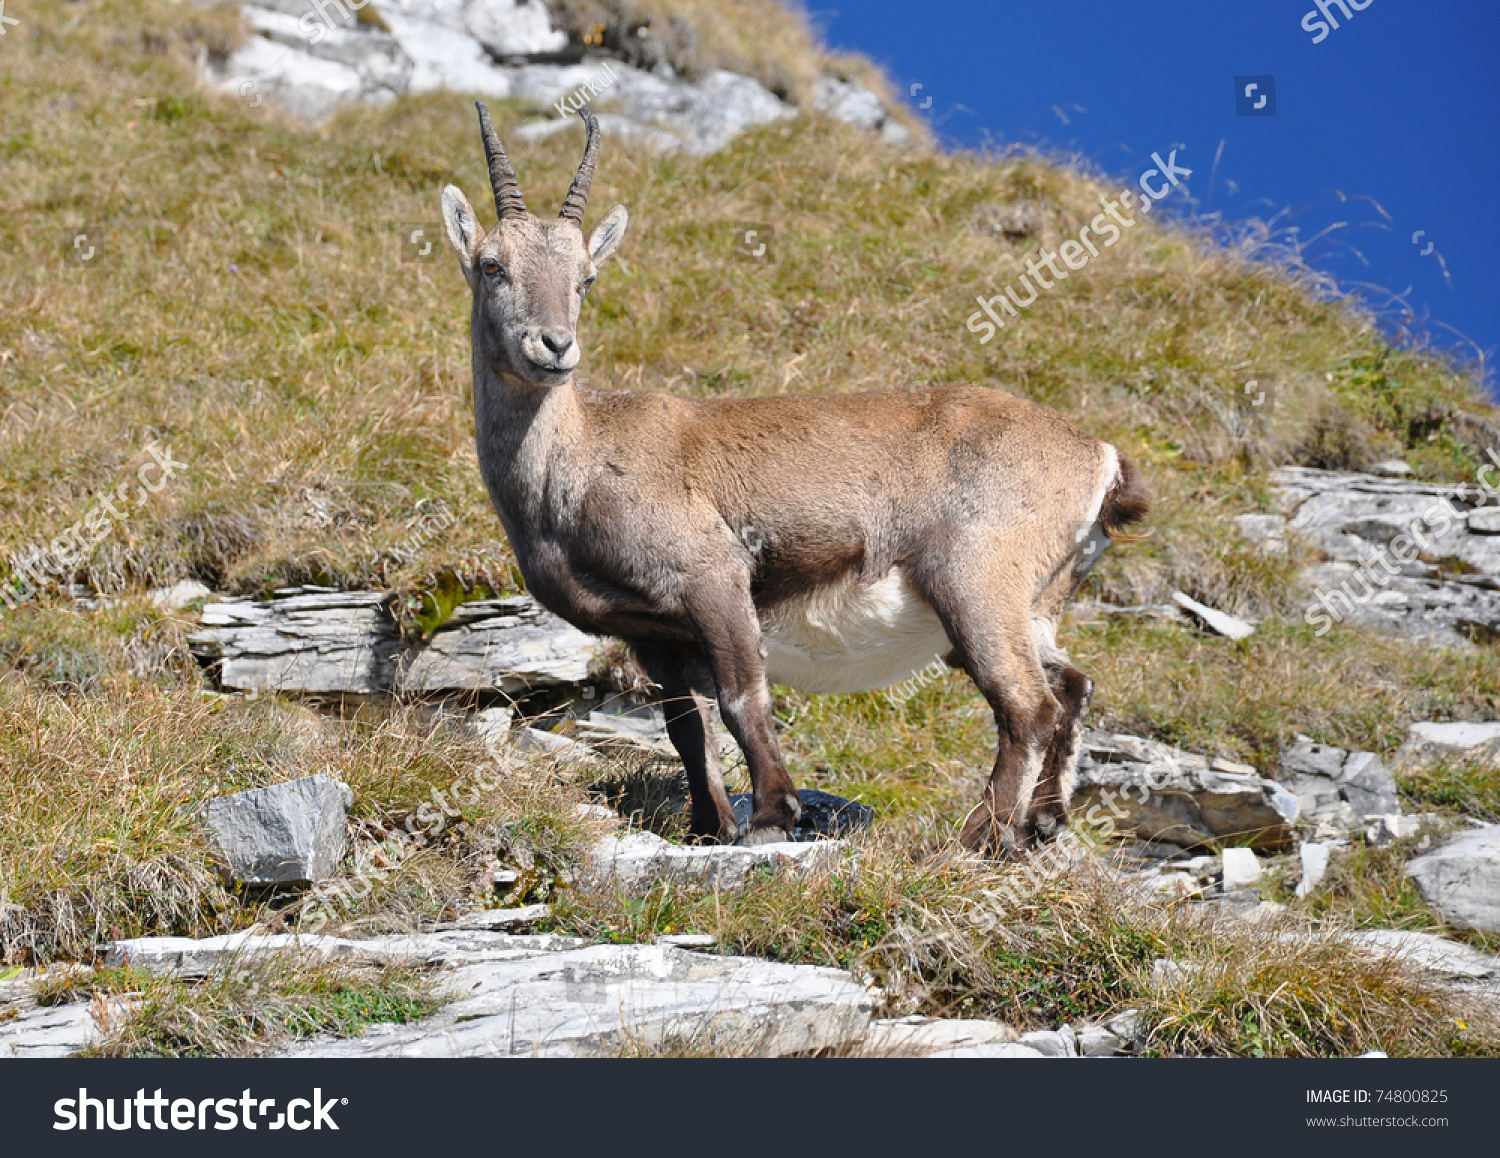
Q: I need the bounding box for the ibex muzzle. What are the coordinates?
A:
[442,104,1150,855]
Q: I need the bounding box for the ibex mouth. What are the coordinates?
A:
[522,356,574,380]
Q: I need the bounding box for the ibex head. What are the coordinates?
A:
[441,103,628,387]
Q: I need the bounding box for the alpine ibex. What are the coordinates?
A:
[441,104,1149,855]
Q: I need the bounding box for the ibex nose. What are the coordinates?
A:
[540,329,573,356]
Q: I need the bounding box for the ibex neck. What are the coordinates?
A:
[473,369,591,529]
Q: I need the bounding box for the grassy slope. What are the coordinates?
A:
[1,0,1499,1055]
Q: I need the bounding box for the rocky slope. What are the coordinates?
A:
[204,0,912,152]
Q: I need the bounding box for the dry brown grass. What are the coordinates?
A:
[0,651,608,962]
[547,821,1500,1056]
[39,959,436,1058]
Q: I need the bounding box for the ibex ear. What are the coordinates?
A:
[441,185,479,282]
[587,205,628,268]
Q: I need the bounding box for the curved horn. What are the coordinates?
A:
[476,101,527,220]
[558,108,600,225]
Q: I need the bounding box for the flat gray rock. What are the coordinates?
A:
[284,943,872,1057]
[590,830,844,889]
[1406,825,1500,934]
[1345,929,1500,981]
[190,591,599,697]
[1393,721,1500,769]
[862,1015,1018,1056]
[1018,1028,1077,1057]
[202,773,353,885]
[1072,732,1299,850]
[190,590,403,694]
[0,1001,102,1058]
[397,597,598,694]
[106,928,585,978]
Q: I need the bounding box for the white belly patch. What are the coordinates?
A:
[760,567,951,695]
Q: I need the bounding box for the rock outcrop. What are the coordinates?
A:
[188,588,599,697]
[1393,721,1500,769]
[287,941,874,1058]
[204,0,910,155]
[1071,731,1299,850]
[1277,740,1400,834]
[1269,466,1500,646]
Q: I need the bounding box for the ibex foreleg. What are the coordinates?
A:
[685,586,801,843]
[632,642,739,843]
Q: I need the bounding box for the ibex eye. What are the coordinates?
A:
[580,275,596,295]
[480,258,503,277]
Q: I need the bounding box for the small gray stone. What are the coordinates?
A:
[202,774,353,885]
[1364,813,1440,845]
[1076,1025,1126,1056]
[1469,508,1500,535]
[1018,1028,1077,1057]
[464,0,568,58]
[1406,825,1500,933]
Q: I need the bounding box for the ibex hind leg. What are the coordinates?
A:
[1024,664,1093,844]
[631,642,739,844]
[915,569,1062,858]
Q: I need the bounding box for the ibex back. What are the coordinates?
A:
[441,104,1150,855]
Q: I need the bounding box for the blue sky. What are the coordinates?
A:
[814,1,1500,390]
